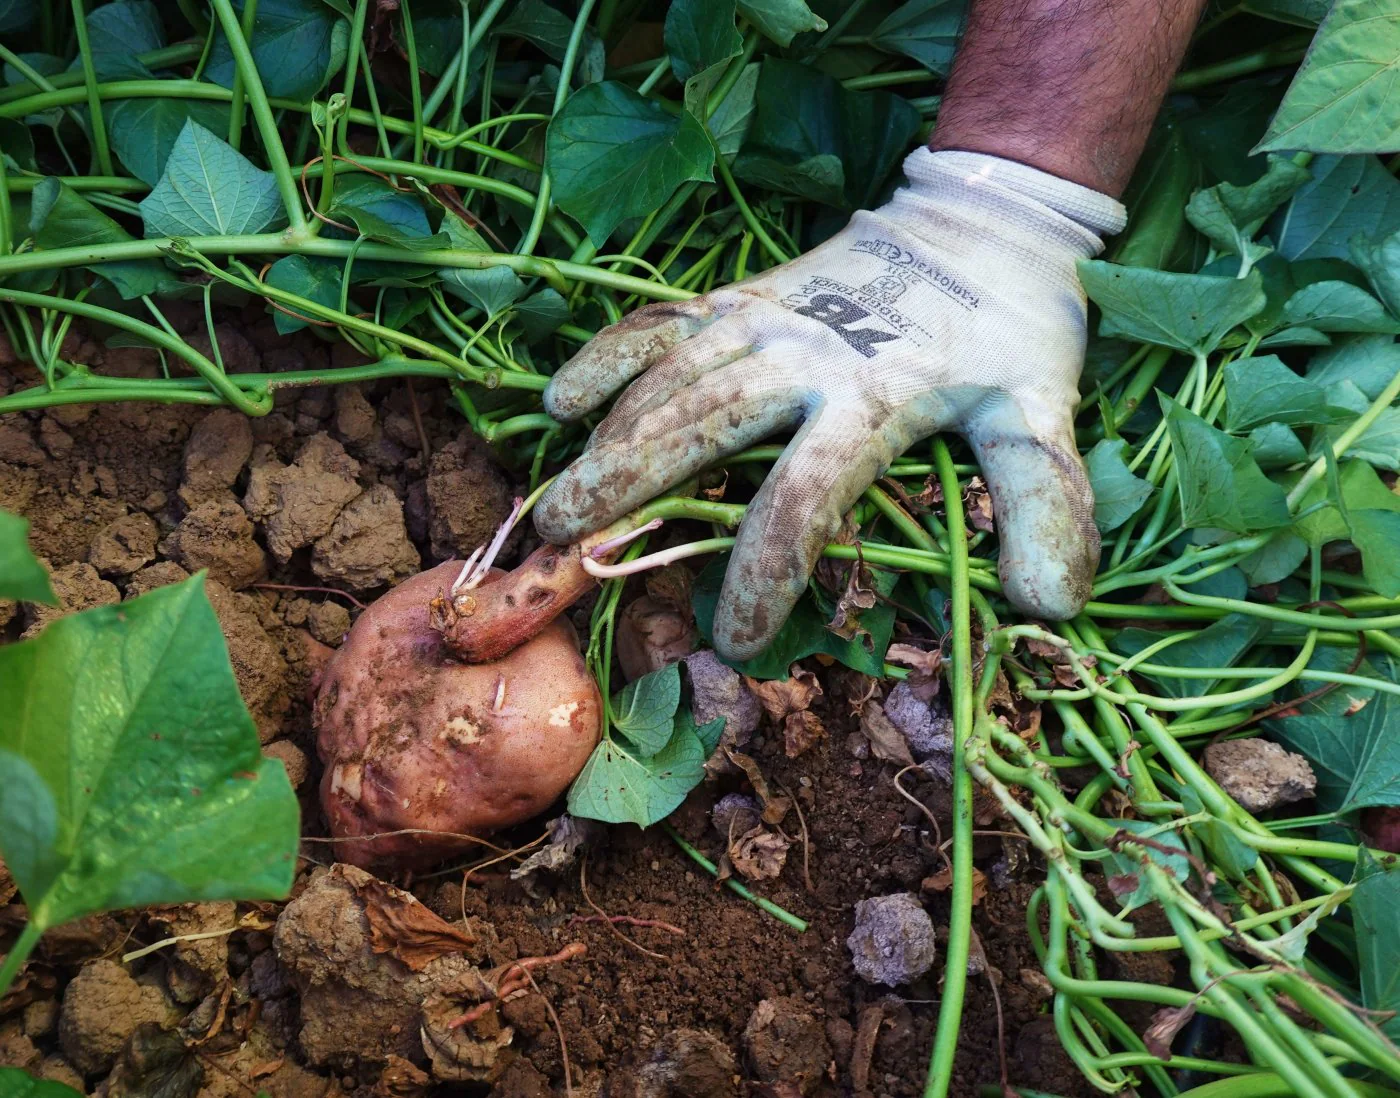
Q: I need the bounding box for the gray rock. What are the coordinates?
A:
[883,681,953,779]
[847,893,937,986]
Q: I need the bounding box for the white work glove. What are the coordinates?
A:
[535,148,1127,661]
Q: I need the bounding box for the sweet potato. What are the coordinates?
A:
[313,560,602,868]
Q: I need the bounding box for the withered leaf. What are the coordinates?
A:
[784,709,825,758]
[887,643,942,702]
[354,871,475,971]
[724,748,791,826]
[1107,874,1141,902]
[644,564,694,622]
[922,866,988,904]
[1143,1004,1197,1060]
[965,476,995,534]
[746,665,822,722]
[861,701,915,767]
[729,825,790,881]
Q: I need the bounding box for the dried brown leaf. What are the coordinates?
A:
[354,871,475,971]
[729,825,791,881]
[725,748,791,826]
[783,709,825,758]
[1143,1004,1197,1061]
[861,701,915,767]
[965,476,995,534]
[746,666,822,722]
[644,564,694,621]
[376,1055,432,1098]
[922,866,988,904]
[1107,874,1141,902]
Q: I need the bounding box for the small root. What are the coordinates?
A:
[453,497,525,596]
[580,856,670,962]
[567,914,686,937]
[776,779,815,894]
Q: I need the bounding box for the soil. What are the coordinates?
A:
[0,305,1099,1098]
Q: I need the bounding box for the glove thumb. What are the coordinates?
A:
[965,394,1099,621]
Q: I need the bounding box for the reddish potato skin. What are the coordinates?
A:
[313,561,601,868]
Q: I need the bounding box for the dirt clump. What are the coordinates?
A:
[58,958,172,1075]
[244,434,363,562]
[264,739,310,789]
[424,435,514,559]
[147,902,237,1003]
[847,893,938,986]
[607,1029,738,1098]
[310,484,419,590]
[1204,738,1317,813]
[125,561,192,598]
[23,561,120,637]
[334,385,377,447]
[164,498,268,589]
[743,997,831,1096]
[307,601,351,645]
[88,512,159,575]
[273,863,483,1069]
[181,407,254,507]
[203,579,291,741]
[0,422,44,466]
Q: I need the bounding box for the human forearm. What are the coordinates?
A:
[930,0,1209,195]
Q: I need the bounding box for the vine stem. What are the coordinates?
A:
[661,824,808,933]
[0,922,43,1000]
[69,0,113,176]
[207,0,306,234]
[923,439,975,1098]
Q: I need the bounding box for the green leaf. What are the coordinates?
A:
[1161,395,1291,534]
[1350,227,1400,316]
[1085,439,1153,533]
[0,576,299,931]
[207,0,347,101]
[140,121,285,238]
[1223,354,1359,431]
[1273,155,1400,261]
[495,0,605,85]
[0,509,55,605]
[0,0,36,32]
[1104,819,1191,910]
[514,288,571,343]
[1353,852,1400,1038]
[1249,422,1309,468]
[868,0,964,77]
[1243,0,1330,24]
[734,58,920,210]
[81,1,163,80]
[1182,786,1259,878]
[1293,459,1400,545]
[1077,263,1266,357]
[692,555,895,679]
[706,62,759,161]
[1113,613,1271,699]
[107,98,232,187]
[611,664,683,757]
[1283,281,1400,333]
[567,722,707,827]
[30,178,178,300]
[1308,333,1400,398]
[692,711,726,756]
[1257,0,1400,154]
[736,0,826,46]
[1350,508,1400,596]
[1184,155,1311,267]
[324,174,442,249]
[1337,405,1400,471]
[437,213,525,315]
[547,81,715,245]
[0,1069,84,1098]
[665,0,742,83]
[1238,528,1310,585]
[1266,649,1400,813]
[265,255,343,334]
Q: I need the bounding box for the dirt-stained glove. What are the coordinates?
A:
[534,148,1127,661]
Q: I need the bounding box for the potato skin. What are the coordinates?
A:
[313,560,602,868]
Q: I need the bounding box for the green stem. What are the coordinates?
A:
[0,922,43,1001]
[1172,36,1312,91]
[226,0,259,151]
[923,440,974,1098]
[69,0,114,176]
[207,0,306,233]
[661,824,809,932]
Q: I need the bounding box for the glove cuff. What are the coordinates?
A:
[901,148,1128,237]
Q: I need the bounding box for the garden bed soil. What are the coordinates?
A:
[0,309,1117,1098]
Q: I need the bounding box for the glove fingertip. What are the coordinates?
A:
[998,541,1097,622]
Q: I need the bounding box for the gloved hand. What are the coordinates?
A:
[534,148,1127,661]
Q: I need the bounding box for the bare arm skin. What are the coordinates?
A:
[931,0,1210,196]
